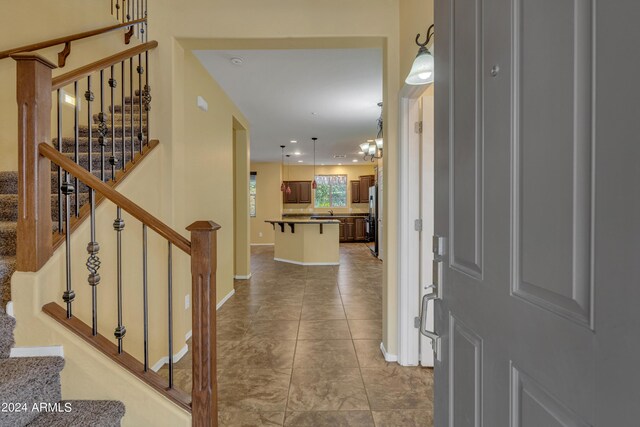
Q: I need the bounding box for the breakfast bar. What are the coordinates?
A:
[265,219,340,265]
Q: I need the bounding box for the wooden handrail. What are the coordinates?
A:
[51,40,158,90]
[39,143,191,255]
[0,18,146,67]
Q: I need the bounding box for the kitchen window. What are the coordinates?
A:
[250,172,257,217]
[314,175,347,208]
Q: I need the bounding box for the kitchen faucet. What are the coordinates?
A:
[328,210,334,216]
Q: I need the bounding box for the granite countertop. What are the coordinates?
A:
[265,219,341,224]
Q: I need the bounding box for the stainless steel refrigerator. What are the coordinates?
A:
[367,185,378,256]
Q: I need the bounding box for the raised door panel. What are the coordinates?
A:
[351,181,360,204]
[298,181,311,204]
[284,182,299,204]
[345,219,355,241]
[339,222,346,241]
[359,176,371,195]
[355,218,366,240]
[511,0,594,328]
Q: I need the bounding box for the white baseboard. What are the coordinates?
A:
[151,343,189,372]
[380,342,398,362]
[250,243,274,246]
[5,301,14,317]
[11,346,64,358]
[216,289,235,310]
[273,257,339,266]
[234,273,252,280]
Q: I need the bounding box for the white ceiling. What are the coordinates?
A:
[193,49,383,165]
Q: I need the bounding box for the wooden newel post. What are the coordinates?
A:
[12,54,56,272]
[187,220,221,427]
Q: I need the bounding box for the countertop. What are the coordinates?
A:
[265,219,341,224]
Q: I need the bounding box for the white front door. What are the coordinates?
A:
[433,0,640,424]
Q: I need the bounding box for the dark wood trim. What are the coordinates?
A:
[40,142,191,255]
[50,139,160,252]
[0,19,147,65]
[42,302,191,412]
[52,41,158,90]
[186,221,221,427]
[13,54,56,272]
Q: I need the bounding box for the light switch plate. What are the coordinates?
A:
[197,96,208,112]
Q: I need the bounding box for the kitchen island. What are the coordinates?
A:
[265,219,340,265]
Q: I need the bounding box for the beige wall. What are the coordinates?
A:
[234,125,251,277]
[250,162,282,245]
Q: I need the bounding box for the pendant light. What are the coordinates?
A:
[285,154,292,194]
[280,145,286,191]
[359,103,384,162]
[311,137,318,189]
[406,24,435,85]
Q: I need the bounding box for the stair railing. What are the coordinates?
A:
[14,45,219,426]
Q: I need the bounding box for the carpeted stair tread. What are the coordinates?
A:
[0,305,15,357]
[109,103,143,113]
[0,256,15,308]
[0,257,15,308]
[78,123,146,138]
[0,194,89,223]
[0,222,17,257]
[0,356,64,426]
[50,151,129,172]
[92,112,146,123]
[27,400,125,427]
[54,136,131,154]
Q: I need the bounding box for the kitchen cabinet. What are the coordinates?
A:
[339,222,346,241]
[350,181,361,203]
[355,217,366,240]
[282,181,312,204]
[359,175,375,195]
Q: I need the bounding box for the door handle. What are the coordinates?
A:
[419,286,441,360]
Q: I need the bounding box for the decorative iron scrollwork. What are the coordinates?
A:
[108,77,117,88]
[97,112,108,146]
[86,241,101,286]
[142,84,151,112]
[113,217,125,232]
[84,90,94,102]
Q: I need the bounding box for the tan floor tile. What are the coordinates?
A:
[371,410,433,427]
[217,302,261,321]
[303,292,343,304]
[218,368,291,412]
[217,319,250,340]
[219,411,285,426]
[293,340,358,369]
[361,366,434,410]
[255,304,302,320]
[284,411,374,426]
[343,303,382,320]
[218,338,296,369]
[301,303,346,320]
[298,320,352,340]
[287,368,369,411]
[348,319,382,340]
[245,320,300,340]
[353,340,390,368]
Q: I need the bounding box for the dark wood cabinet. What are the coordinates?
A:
[355,218,366,240]
[350,181,360,204]
[298,181,311,203]
[339,222,345,241]
[282,181,312,204]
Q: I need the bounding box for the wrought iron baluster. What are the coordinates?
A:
[142,224,149,371]
[115,0,120,21]
[168,241,173,388]
[84,76,101,335]
[61,174,75,318]
[99,70,107,182]
[129,58,134,164]
[56,90,63,233]
[143,50,151,147]
[137,54,143,154]
[114,207,126,353]
[121,61,127,168]
[126,0,131,22]
[73,81,79,216]
[109,66,118,180]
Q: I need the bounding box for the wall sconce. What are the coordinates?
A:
[359,102,383,162]
[406,24,434,85]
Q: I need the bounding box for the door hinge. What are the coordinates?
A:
[414,316,421,328]
[414,219,423,232]
[414,121,423,134]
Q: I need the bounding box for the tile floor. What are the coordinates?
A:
[160,244,433,426]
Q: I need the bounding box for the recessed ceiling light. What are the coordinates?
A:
[294,151,301,155]
[367,139,374,143]
[290,140,297,143]
[358,151,365,155]
[352,159,358,163]
[338,163,342,165]
[298,160,303,163]
[230,57,243,65]
[321,163,325,166]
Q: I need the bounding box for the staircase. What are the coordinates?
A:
[0,307,125,426]
[0,94,147,309]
